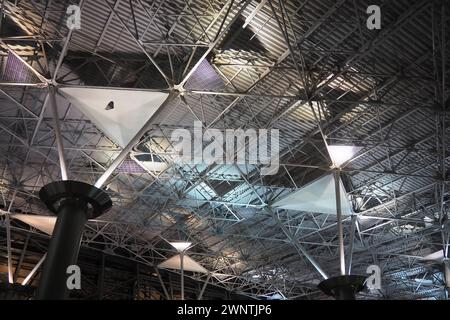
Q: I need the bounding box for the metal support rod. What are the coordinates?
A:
[52,0,85,82]
[155,267,170,300]
[22,253,47,286]
[36,199,88,299]
[180,251,184,300]
[334,168,346,276]
[95,91,177,189]
[197,273,212,300]
[268,208,329,279]
[346,215,357,275]
[49,86,68,180]
[14,234,30,283]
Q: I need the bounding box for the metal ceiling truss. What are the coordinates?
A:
[0,0,448,299]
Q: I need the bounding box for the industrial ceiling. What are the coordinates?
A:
[0,0,448,300]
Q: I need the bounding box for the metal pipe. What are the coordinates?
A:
[95,91,177,189]
[334,168,346,276]
[52,0,85,82]
[155,267,170,300]
[49,86,68,180]
[14,234,30,283]
[22,253,47,286]
[197,273,212,300]
[346,215,357,275]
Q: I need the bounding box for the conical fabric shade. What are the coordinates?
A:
[158,254,208,273]
[59,88,168,148]
[13,214,56,235]
[272,173,353,215]
[421,251,444,261]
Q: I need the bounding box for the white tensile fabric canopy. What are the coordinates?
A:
[421,250,444,261]
[158,254,208,273]
[12,214,56,235]
[59,88,168,148]
[272,173,353,215]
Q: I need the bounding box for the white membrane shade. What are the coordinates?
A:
[421,251,444,261]
[169,241,192,252]
[327,145,363,167]
[59,88,168,148]
[158,254,208,273]
[13,214,56,235]
[272,173,353,215]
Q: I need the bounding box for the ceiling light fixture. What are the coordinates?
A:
[327,145,363,168]
[168,241,192,300]
[169,241,192,252]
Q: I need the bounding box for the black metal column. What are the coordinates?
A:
[36,180,112,300]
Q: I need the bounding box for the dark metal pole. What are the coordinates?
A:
[36,180,112,300]
[36,199,88,299]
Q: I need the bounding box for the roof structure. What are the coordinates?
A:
[0,0,448,300]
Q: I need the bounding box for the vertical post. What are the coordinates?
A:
[318,173,367,300]
[49,86,68,180]
[180,252,184,300]
[37,181,112,300]
[334,168,346,276]
[36,199,88,299]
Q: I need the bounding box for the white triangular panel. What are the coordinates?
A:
[327,145,363,167]
[13,214,56,235]
[158,254,208,273]
[59,88,168,148]
[272,173,353,215]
